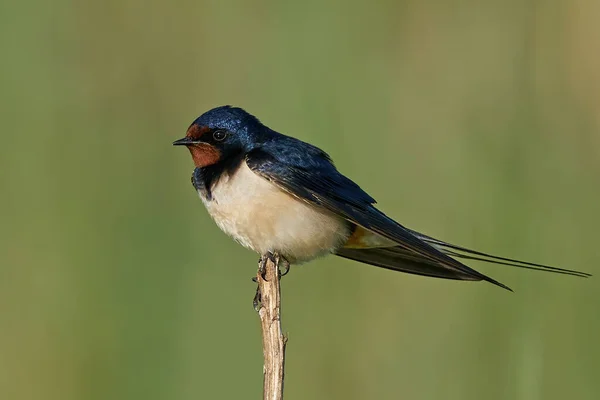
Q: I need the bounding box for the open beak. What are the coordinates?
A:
[172,137,195,146]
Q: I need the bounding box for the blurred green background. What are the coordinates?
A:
[1,1,599,399]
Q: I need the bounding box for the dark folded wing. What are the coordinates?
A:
[245,148,510,289]
[336,246,484,281]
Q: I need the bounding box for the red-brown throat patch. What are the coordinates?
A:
[187,143,221,167]
[184,125,221,167]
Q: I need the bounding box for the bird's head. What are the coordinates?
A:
[173,106,264,168]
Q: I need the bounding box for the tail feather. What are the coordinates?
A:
[335,246,512,291]
[408,230,592,278]
[336,223,590,290]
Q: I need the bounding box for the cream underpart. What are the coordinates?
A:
[199,162,352,263]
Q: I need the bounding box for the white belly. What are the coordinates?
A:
[199,162,351,263]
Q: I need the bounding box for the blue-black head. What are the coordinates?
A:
[173,106,267,168]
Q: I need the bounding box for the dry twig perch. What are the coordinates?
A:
[255,253,287,400]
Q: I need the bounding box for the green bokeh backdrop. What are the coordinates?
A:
[1,1,599,399]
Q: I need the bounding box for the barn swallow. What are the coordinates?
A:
[173,106,590,290]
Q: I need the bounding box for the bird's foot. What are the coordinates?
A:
[278,257,290,278]
[252,252,289,311]
[255,252,289,281]
[253,284,262,312]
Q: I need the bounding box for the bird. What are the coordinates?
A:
[173,105,590,290]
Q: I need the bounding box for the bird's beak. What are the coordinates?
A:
[173,137,195,146]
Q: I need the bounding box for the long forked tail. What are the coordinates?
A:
[335,246,513,291]
[336,231,590,291]
[408,229,591,278]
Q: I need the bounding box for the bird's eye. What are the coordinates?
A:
[212,130,227,141]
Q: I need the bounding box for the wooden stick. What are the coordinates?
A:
[256,253,287,400]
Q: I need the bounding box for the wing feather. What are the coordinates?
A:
[245,147,589,288]
[246,149,509,289]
